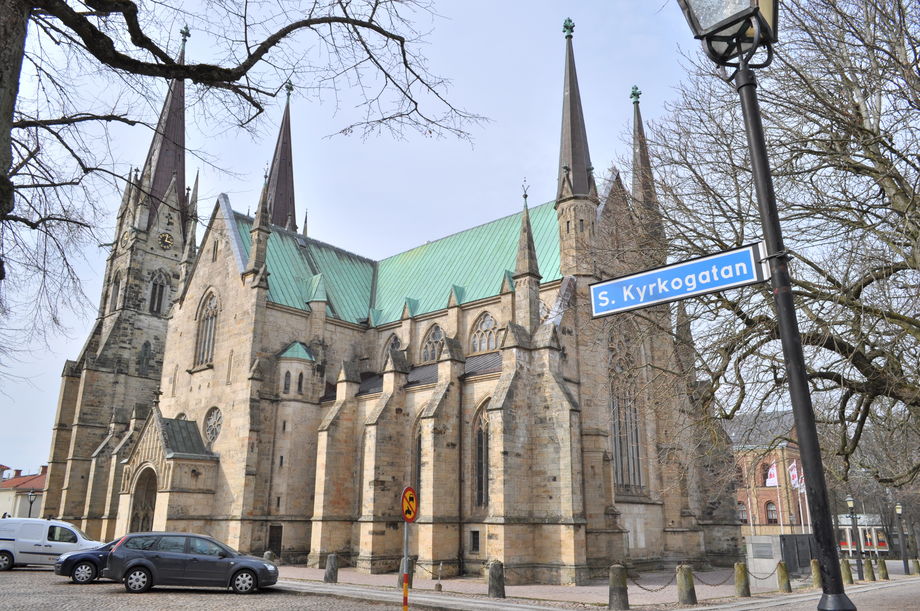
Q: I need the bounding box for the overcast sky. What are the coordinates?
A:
[3,1,696,475]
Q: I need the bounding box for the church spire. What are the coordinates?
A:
[246,175,272,274]
[137,27,188,229]
[266,81,296,228]
[556,18,596,203]
[513,184,542,334]
[630,86,665,257]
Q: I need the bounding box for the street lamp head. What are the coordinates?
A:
[676,0,778,65]
[845,494,855,510]
[27,488,35,503]
[895,503,903,515]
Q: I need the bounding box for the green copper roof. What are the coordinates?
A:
[234,214,375,323]
[278,341,315,360]
[231,200,560,327]
[374,200,560,324]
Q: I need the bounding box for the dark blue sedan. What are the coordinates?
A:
[54,540,117,583]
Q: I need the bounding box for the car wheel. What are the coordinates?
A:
[71,561,97,584]
[0,551,12,571]
[231,569,257,594]
[124,567,152,593]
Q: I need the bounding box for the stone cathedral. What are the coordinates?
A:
[42,23,740,583]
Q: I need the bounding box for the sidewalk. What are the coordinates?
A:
[277,560,920,610]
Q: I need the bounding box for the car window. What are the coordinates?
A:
[155,536,187,553]
[48,526,78,543]
[124,536,159,550]
[188,537,225,556]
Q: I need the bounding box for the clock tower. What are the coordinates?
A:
[41,34,195,540]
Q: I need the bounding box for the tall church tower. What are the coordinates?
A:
[41,35,192,540]
[555,18,598,278]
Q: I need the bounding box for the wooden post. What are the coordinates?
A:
[676,565,697,605]
[608,564,629,610]
[735,562,751,598]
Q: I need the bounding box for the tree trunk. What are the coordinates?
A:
[0,1,29,231]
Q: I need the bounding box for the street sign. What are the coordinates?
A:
[590,242,769,317]
[401,487,418,523]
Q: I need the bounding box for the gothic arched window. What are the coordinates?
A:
[149,273,168,314]
[766,501,778,524]
[413,427,423,496]
[610,353,643,495]
[420,325,445,363]
[474,401,490,507]
[109,273,122,312]
[470,312,498,354]
[138,341,152,377]
[738,502,748,524]
[194,293,219,366]
[382,334,401,363]
[297,372,304,394]
[283,371,291,394]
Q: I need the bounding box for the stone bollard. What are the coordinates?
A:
[262,550,275,562]
[488,561,506,599]
[734,562,751,598]
[913,558,920,575]
[840,558,853,584]
[863,557,876,581]
[877,557,890,580]
[676,565,697,605]
[776,561,792,593]
[810,559,822,589]
[323,553,338,583]
[608,564,629,610]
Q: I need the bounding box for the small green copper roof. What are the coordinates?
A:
[278,341,315,361]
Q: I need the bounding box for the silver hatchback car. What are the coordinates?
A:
[103,532,278,594]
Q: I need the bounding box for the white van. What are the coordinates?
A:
[0,517,103,570]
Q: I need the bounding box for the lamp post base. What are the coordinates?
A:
[818,592,857,611]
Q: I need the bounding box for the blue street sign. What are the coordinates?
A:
[590,243,769,317]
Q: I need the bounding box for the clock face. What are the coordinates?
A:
[159,232,174,250]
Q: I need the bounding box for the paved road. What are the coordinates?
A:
[0,567,387,610]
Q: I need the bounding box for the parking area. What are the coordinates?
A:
[0,567,385,610]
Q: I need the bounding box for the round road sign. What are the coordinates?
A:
[401,487,418,523]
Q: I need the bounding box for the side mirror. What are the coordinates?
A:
[218,551,229,558]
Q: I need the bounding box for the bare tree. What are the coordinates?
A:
[0,0,476,364]
[643,0,920,483]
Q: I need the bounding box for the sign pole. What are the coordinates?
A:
[400,486,418,611]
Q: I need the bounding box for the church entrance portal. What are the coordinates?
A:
[130,468,157,532]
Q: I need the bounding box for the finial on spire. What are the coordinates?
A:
[630,85,642,104]
[521,178,529,205]
[284,80,294,99]
[180,25,191,44]
[563,18,574,38]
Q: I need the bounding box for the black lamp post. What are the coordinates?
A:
[895,503,910,575]
[846,495,864,581]
[675,2,854,609]
[26,488,36,518]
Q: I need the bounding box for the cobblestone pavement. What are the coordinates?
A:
[0,567,387,611]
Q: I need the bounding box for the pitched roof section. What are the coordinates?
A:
[267,98,296,228]
[278,341,315,361]
[160,417,215,459]
[724,411,797,449]
[140,44,186,230]
[230,200,560,326]
[234,214,375,323]
[374,200,561,324]
[556,20,595,202]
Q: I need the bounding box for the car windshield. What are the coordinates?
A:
[70,525,90,540]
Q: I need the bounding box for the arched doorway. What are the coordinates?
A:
[129,468,157,532]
